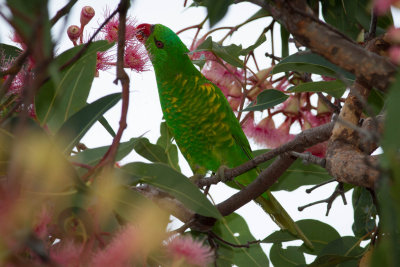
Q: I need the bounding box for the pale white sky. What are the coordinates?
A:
[0,0,361,263]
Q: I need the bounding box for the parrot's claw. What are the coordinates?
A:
[216,165,230,182]
[189,174,204,183]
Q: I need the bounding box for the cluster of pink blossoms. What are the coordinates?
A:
[190,43,333,157]
[67,6,149,75]
[374,0,400,14]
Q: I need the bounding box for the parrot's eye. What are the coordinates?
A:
[154,38,164,49]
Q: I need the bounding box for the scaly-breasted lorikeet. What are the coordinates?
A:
[136,23,309,244]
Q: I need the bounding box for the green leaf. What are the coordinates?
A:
[272,51,355,81]
[55,93,121,154]
[308,254,357,267]
[243,89,288,111]
[191,36,243,68]
[213,213,269,266]
[194,0,234,27]
[240,34,266,55]
[367,88,385,115]
[270,244,306,267]
[262,229,298,243]
[280,24,290,59]
[98,116,116,137]
[289,80,346,98]
[133,137,169,164]
[0,44,23,61]
[245,8,270,23]
[264,220,340,255]
[318,236,366,258]
[121,162,222,219]
[156,121,180,171]
[35,40,113,132]
[70,138,140,174]
[352,187,377,238]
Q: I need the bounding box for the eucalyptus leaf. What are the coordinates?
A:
[270,244,306,267]
[288,80,346,98]
[121,162,222,219]
[243,89,288,111]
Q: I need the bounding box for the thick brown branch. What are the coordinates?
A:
[245,0,397,92]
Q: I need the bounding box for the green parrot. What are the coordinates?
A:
[136,23,309,245]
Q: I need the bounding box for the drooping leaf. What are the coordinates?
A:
[272,51,355,81]
[240,34,266,55]
[270,244,306,267]
[156,121,180,171]
[213,213,269,266]
[35,40,113,132]
[243,89,288,111]
[55,93,121,154]
[245,8,270,22]
[98,115,116,137]
[288,80,346,98]
[121,162,222,219]
[280,24,290,59]
[133,137,169,164]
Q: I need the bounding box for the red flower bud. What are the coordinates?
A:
[67,25,81,43]
[80,6,95,27]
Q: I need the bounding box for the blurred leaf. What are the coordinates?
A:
[0,128,14,175]
[133,137,168,164]
[352,187,377,238]
[98,115,116,137]
[272,51,355,81]
[121,162,222,219]
[70,138,140,174]
[243,89,288,111]
[288,80,346,98]
[241,34,266,55]
[367,88,385,115]
[213,213,269,266]
[157,121,180,171]
[190,36,243,67]
[280,25,290,59]
[354,0,393,37]
[0,44,23,61]
[35,40,113,132]
[193,0,234,27]
[55,93,121,154]
[308,254,357,267]
[252,150,332,192]
[270,244,306,267]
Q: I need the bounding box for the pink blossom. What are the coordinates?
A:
[11,32,27,50]
[91,225,139,267]
[374,0,400,14]
[96,51,114,72]
[80,6,95,27]
[387,27,400,44]
[166,235,214,267]
[124,42,149,72]
[33,206,52,240]
[101,9,137,42]
[243,114,295,148]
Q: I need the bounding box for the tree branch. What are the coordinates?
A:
[244,0,397,92]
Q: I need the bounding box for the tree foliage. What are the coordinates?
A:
[0,0,399,266]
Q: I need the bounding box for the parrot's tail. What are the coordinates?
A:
[256,191,313,249]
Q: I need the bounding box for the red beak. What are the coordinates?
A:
[135,23,152,43]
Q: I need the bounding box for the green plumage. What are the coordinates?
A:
[142,24,310,246]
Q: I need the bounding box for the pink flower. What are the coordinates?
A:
[124,42,149,72]
[67,25,81,45]
[96,50,114,72]
[11,32,27,50]
[80,6,95,27]
[387,27,400,44]
[33,206,52,240]
[101,9,137,43]
[91,225,139,267]
[166,235,214,267]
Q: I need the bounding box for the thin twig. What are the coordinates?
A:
[289,151,326,167]
[208,231,260,248]
[50,0,78,25]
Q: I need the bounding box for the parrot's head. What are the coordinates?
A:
[135,23,190,70]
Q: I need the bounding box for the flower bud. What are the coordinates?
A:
[80,6,95,27]
[282,95,300,117]
[67,25,81,43]
[317,96,331,116]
